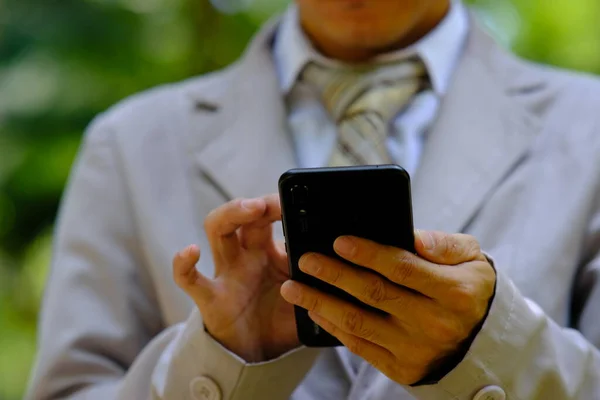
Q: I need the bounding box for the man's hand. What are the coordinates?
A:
[280,230,496,385]
[172,195,299,362]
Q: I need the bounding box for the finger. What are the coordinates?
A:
[308,311,447,385]
[275,239,287,256]
[299,253,431,317]
[307,312,398,376]
[414,230,486,264]
[333,236,452,298]
[205,198,269,237]
[280,281,395,348]
[204,197,268,263]
[239,222,273,250]
[269,240,290,277]
[243,194,282,230]
[239,194,282,249]
[172,245,215,306]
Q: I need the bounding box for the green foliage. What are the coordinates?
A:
[0,1,599,398]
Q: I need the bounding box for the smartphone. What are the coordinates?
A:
[279,165,415,347]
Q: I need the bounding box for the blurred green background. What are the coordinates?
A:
[1,0,599,398]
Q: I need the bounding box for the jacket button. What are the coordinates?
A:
[190,376,221,400]
[473,385,506,400]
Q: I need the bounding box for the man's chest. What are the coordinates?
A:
[123,136,595,400]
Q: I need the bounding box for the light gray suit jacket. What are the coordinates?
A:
[27,14,600,400]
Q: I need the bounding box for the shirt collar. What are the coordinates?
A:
[273,0,469,96]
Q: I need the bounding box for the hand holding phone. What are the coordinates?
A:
[279,165,415,347]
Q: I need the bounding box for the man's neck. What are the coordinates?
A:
[300,2,451,63]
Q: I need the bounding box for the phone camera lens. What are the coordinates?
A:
[291,185,309,205]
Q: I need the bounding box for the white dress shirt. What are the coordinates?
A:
[273,1,469,176]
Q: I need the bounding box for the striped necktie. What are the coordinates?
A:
[301,59,427,167]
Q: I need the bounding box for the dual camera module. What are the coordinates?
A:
[291,185,309,232]
[291,184,308,206]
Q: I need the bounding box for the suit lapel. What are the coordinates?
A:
[184,14,544,235]
[411,20,542,234]
[185,19,297,201]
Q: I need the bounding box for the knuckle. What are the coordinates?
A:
[203,210,217,233]
[362,277,387,305]
[391,253,417,284]
[342,309,365,335]
[172,251,182,267]
[361,325,379,342]
[463,235,481,259]
[480,259,496,276]
[371,356,396,376]
[467,236,482,257]
[378,356,403,377]
[328,264,344,285]
[439,235,455,258]
[172,270,184,287]
[389,291,409,310]
[428,317,463,344]
[307,295,323,313]
[265,193,279,205]
[482,271,497,296]
[368,356,382,371]
[172,255,187,282]
[380,360,398,377]
[454,234,481,261]
[346,336,364,355]
[472,265,496,299]
[206,198,241,225]
[450,283,478,313]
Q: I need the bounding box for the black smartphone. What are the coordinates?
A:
[279,165,415,347]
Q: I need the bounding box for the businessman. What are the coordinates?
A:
[27,0,600,399]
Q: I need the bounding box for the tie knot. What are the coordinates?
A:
[301,58,427,122]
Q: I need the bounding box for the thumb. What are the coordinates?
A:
[414,230,484,265]
[172,245,215,307]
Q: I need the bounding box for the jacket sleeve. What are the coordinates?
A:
[406,202,600,399]
[25,116,319,400]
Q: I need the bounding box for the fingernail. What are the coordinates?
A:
[281,281,301,302]
[241,198,262,210]
[186,245,199,257]
[418,230,435,250]
[179,247,190,258]
[299,253,320,274]
[334,236,356,257]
